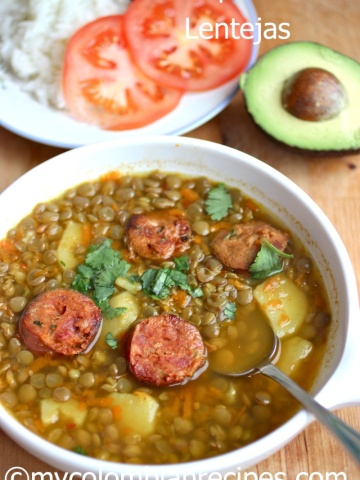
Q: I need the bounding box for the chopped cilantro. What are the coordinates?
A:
[128,273,141,283]
[140,267,176,299]
[174,255,189,272]
[224,302,237,320]
[249,238,294,279]
[74,446,87,455]
[205,184,233,221]
[33,320,42,327]
[105,332,118,350]
[72,239,130,319]
[102,305,127,320]
[140,258,203,300]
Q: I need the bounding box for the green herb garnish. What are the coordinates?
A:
[205,184,233,221]
[105,332,118,350]
[174,255,190,272]
[33,320,42,327]
[72,239,130,319]
[140,255,203,300]
[249,238,294,279]
[74,446,87,456]
[224,302,237,320]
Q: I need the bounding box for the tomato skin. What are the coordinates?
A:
[125,0,253,91]
[62,16,183,130]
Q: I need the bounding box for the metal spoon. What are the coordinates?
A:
[211,325,360,464]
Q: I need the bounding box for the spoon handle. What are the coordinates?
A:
[259,362,360,464]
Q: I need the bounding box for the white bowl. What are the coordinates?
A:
[1,136,359,476]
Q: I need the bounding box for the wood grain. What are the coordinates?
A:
[0,0,359,478]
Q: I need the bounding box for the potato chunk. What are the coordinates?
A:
[276,336,313,376]
[97,291,139,347]
[41,398,87,427]
[109,392,159,435]
[253,273,308,338]
[57,221,83,269]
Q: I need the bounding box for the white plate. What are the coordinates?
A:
[0,0,258,149]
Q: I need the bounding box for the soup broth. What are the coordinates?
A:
[0,171,331,464]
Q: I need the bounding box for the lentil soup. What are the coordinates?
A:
[0,170,331,464]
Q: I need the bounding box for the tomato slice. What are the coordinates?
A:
[62,15,183,130]
[124,0,253,91]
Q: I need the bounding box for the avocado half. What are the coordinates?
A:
[240,42,360,152]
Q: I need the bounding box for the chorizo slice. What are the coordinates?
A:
[126,314,206,386]
[212,220,288,270]
[126,211,191,260]
[19,289,102,355]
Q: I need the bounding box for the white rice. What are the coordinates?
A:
[0,0,130,108]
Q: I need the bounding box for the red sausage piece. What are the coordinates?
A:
[126,212,191,260]
[126,314,206,386]
[212,221,288,270]
[19,289,102,355]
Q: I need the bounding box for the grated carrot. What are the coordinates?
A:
[263,276,282,293]
[180,188,199,206]
[34,419,45,433]
[167,208,185,217]
[112,404,122,421]
[210,221,232,233]
[208,386,224,400]
[169,395,181,416]
[82,223,92,247]
[234,405,247,423]
[170,289,189,308]
[181,388,193,420]
[192,234,204,245]
[14,404,31,412]
[78,401,88,411]
[228,278,244,290]
[266,298,283,310]
[29,356,52,374]
[86,397,112,408]
[244,198,259,212]
[0,239,17,254]
[100,171,121,182]
[0,239,17,262]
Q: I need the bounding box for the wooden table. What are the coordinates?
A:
[0,0,359,478]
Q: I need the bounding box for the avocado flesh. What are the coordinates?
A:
[240,42,360,152]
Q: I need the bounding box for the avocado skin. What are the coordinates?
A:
[240,42,360,153]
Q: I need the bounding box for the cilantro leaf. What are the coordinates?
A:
[141,268,169,299]
[128,273,141,283]
[93,284,116,305]
[224,302,237,320]
[74,446,87,456]
[168,269,188,289]
[140,264,203,300]
[105,332,118,350]
[174,255,189,272]
[249,238,294,279]
[106,306,127,319]
[205,184,233,221]
[71,264,94,292]
[85,240,116,269]
[188,287,204,298]
[72,239,130,319]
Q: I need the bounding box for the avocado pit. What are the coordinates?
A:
[281,67,347,122]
